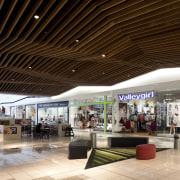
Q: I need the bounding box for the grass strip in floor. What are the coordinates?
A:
[85,147,169,169]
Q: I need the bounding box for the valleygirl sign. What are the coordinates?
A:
[118,91,154,101]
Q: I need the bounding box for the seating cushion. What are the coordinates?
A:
[136,144,156,160]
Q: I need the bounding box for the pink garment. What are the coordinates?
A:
[139,114,144,123]
[125,121,130,129]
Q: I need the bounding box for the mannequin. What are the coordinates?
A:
[170,123,175,134]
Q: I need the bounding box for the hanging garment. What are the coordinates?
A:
[130,121,135,132]
[125,121,130,129]
[139,114,144,123]
[151,121,157,131]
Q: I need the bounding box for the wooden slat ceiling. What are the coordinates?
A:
[0,0,180,96]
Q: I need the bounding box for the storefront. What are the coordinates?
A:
[16,105,25,119]
[10,106,16,118]
[25,105,36,125]
[156,89,180,135]
[111,87,180,136]
[113,90,156,134]
[37,101,69,125]
[69,96,113,131]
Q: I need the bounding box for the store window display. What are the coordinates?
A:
[167,103,180,134]
[37,102,69,125]
[115,93,156,134]
[70,104,112,131]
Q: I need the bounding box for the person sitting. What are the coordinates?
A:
[35,123,42,137]
[43,123,50,138]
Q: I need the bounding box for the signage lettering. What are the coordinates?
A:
[37,101,69,108]
[118,91,154,101]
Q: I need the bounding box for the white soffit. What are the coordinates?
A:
[0,94,27,104]
[52,68,180,100]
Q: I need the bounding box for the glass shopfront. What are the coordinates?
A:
[16,105,25,119]
[69,96,113,131]
[156,89,180,135]
[37,101,69,125]
[10,106,16,118]
[113,89,180,136]
[113,91,155,133]
[26,105,36,124]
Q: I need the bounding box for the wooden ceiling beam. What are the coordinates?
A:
[0,65,88,85]
[0,0,17,40]
[0,0,4,10]
[29,0,68,42]
[0,79,68,87]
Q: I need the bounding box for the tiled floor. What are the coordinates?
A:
[0,130,179,180]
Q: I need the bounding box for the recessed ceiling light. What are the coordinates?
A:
[28,66,31,69]
[34,15,40,19]
[102,72,105,75]
[75,40,79,43]
[72,69,75,72]
[102,54,106,58]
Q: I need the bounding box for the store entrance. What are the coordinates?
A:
[116,98,156,136]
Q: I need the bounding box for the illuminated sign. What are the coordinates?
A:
[37,101,68,108]
[118,91,154,101]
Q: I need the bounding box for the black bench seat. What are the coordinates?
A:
[68,140,91,159]
[108,137,149,147]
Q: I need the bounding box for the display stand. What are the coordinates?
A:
[0,125,21,141]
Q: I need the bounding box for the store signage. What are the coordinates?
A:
[37,101,69,108]
[118,91,154,101]
[4,127,17,134]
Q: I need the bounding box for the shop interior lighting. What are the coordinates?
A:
[102,72,105,75]
[75,40,79,43]
[28,66,32,69]
[72,69,75,72]
[34,15,40,19]
[102,54,106,58]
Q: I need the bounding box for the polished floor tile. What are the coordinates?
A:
[0,130,178,179]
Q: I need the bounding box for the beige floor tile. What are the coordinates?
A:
[11,172,32,180]
[0,131,177,180]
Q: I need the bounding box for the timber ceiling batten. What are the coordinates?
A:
[0,0,179,96]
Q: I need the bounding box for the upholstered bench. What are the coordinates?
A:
[68,140,91,159]
[136,144,156,160]
[108,137,149,147]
